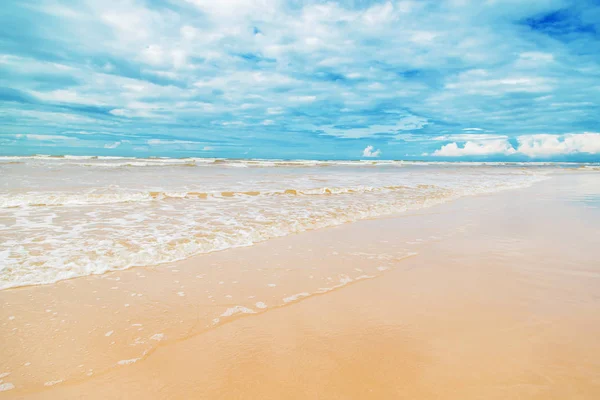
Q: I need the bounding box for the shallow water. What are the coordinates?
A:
[0,157,563,289]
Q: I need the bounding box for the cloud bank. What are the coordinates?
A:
[432,133,600,157]
[0,0,599,160]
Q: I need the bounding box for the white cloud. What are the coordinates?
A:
[516,52,554,68]
[362,145,381,158]
[221,121,245,126]
[109,108,129,117]
[431,134,508,141]
[367,82,384,90]
[266,107,284,115]
[140,44,165,65]
[109,106,165,119]
[410,31,439,44]
[36,4,81,19]
[104,141,121,149]
[320,116,428,139]
[30,89,103,105]
[62,130,96,135]
[194,72,296,90]
[432,139,516,156]
[516,133,600,157]
[431,133,600,157]
[361,1,395,25]
[24,134,77,141]
[445,69,553,95]
[7,110,99,124]
[289,95,317,103]
[184,0,277,21]
[392,133,430,142]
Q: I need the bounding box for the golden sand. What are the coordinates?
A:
[1,173,600,399]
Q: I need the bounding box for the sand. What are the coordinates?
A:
[1,172,600,399]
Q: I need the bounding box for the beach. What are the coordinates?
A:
[1,159,600,399]
[3,0,600,397]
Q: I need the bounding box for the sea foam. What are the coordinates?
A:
[0,158,557,290]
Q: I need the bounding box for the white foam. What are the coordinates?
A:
[283,292,310,303]
[220,306,256,317]
[0,160,555,290]
[255,302,267,309]
[0,185,416,209]
[117,358,140,366]
[44,380,63,387]
[0,383,15,392]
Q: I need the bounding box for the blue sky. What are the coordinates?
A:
[1,0,600,160]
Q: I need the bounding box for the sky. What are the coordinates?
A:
[1,0,600,161]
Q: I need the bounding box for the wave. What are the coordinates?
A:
[0,185,417,208]
[2,156,596,169]
[0,173,550,290]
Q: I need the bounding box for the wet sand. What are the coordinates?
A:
[1,172,600,399]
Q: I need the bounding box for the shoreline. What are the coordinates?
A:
[2,172,600,398]
[0,167,549,291]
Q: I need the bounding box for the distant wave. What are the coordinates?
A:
[1,155,595,168]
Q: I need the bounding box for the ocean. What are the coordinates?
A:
[1,155,595,290]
